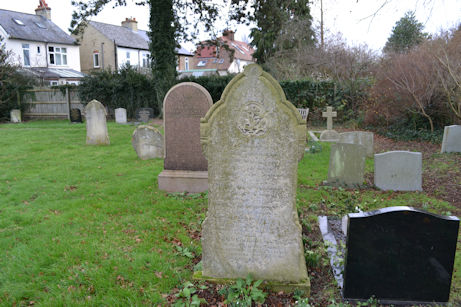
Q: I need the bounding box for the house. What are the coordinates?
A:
[189,30,255,77]
[0,1,83,85]
[76,18,193,74]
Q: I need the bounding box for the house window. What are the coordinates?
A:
[93,53,100,68]
[37,46,41,54]
[48,46,67,65]
[22,44,30,66]
[126,51,130,65]
[49,81,59,86]
[185,57,189,70]
[142,53,149,68]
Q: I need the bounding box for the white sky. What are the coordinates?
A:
[1,0,460,52]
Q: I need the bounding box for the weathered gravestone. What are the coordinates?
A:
[132,125,163,160]
[135,107,154,123]
[70,108,83,123]
[198,64,309,291]
[339,131,374,157]
[10,109,21,123]
[327,143,366,188]
[157,82,212,193]
[374,151,422,191]
[85,99,110,145]
[115,108,127,124]
[343,206,459,305]
[441,125,461,153]
[320,106,339,142]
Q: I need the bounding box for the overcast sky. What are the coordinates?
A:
[1,0,460,52]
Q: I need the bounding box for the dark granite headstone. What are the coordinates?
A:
[135,108,154,123]
[343,206,459,305]
[70,108,82,123]
[157,82,212,193]
[163,82,212,171]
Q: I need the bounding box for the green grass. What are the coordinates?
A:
[0,120,459,306]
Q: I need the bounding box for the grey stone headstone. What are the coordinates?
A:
[85,99,110,145]
[374,151,422,191]
[200,64,308,283]
[70,108,83,123]
[132,125,163,159]
[115,108,127,124]
[441,125,461,153]
[328,143,366,188]
[10,109,21,123]
[339,131,374,157]
[320,129,339,142]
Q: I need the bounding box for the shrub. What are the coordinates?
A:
[78,65,158,118]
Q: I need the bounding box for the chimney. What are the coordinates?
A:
[223,30,235,41]
[121,17,138,32]
[35,0,51,20]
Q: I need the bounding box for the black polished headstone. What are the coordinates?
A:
[135,108,154,123]
[70,108,83,123]
[343,206,459,305]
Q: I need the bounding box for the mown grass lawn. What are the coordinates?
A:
[0,120,459,306]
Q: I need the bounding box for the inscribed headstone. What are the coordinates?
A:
[132,125,163,159]
[135,108,154,123]
[85,99,110,145]
[327,143,366,188]
[70,108,83,123]
[344,206,459,304]
[441,125,461,153]
[374,151,422,191]
[339,131,374,156]
[10,109,21,123]
[158,82,212,193]
[200,64,308,285]
[115,108,127,124]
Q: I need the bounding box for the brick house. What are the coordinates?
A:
[75,18,193,74]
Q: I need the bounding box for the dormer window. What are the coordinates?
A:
[13,18,25,26]
[48,46,67,66]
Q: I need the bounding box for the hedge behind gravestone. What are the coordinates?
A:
[78,66,158,119]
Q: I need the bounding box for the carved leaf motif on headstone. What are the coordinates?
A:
[237,103,267,136]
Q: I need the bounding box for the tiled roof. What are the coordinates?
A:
[0,9,75,45]
[196,37,254,61]
[89,21,193,55]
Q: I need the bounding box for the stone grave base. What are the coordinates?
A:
[158,170,208,193]
[193,271,310,294]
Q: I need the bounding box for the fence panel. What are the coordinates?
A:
[23,88,84,119]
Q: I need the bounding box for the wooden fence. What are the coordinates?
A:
[23,88,84,119]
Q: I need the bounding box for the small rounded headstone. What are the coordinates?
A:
[132,125,164,160]
[320,129,339,142]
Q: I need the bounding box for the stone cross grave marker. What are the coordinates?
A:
[135,107,154,123]
[115,108,127,124]
[327,143,366,188]
[322,106,337,130]
[199,64,309,290]
[374,151,422,191]
[85,99,110,145]
[343,206,459,305]
[10,109,21,123]
[132,125,163,160]
[70,108,83,123]
[158,82,212,193]
[441,125,461,153]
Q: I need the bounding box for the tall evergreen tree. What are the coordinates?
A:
[148,0,177,108]
[384,11,427,54]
